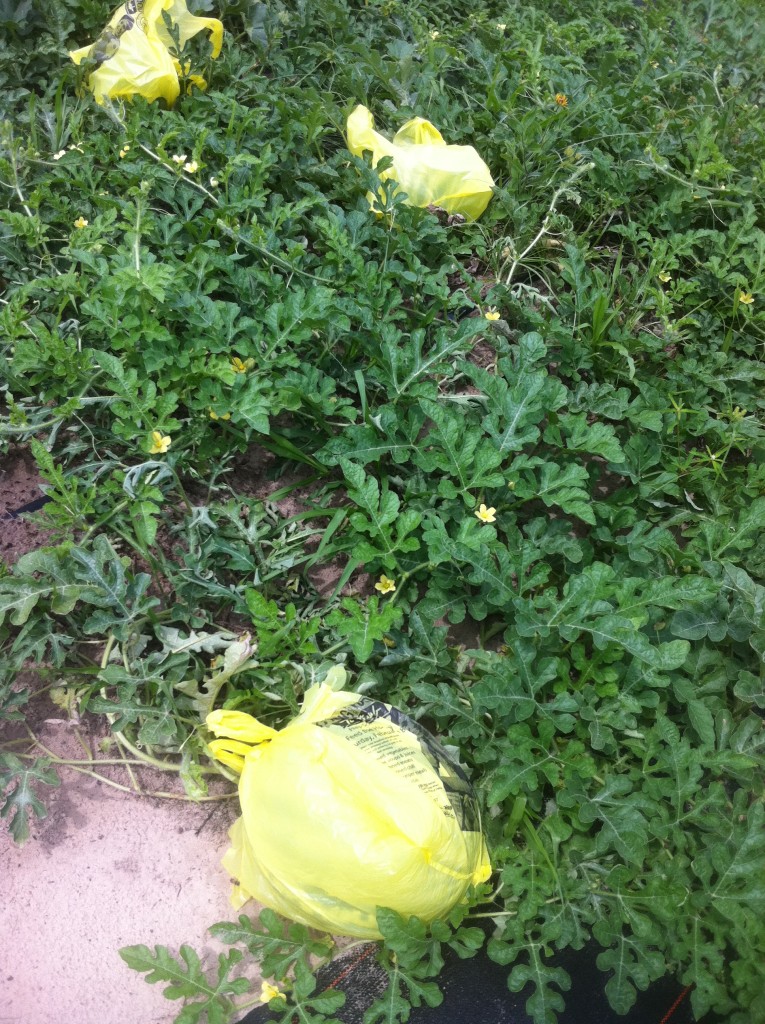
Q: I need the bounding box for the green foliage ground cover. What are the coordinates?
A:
[2,0,765,1020]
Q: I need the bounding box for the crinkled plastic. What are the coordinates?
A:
[346,104,495,221]
[206,667,491,939]
[69,0,223,106]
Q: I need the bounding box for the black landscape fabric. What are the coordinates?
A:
[238,939,700,1024]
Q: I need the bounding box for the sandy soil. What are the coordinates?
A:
[0,447,52,562]
[0,700,263,1024]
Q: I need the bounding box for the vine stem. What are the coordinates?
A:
[320,638,351,658]
[389,561,434,606]
[16,751,218,771]
[23,729,235,801]
[468,910,518,919]
[502,162,595,286]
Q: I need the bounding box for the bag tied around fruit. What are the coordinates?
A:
[206,666,491,939]
[69,0,223,106]
[346,104,495,220]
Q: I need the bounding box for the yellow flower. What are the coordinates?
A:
[73,216,88,229]
[650,60,659,69]
[555,93,568,107]
[209,176,219,187]
[171,153,187,165]
[484,308,501,321]
[259,981,281,1003]
[53,149,67,161]
[496,22,507,32]
[375,575,396,595]
[231,356,249,374]
[209,409,231,421]
[658,271,672,283]
[119,145,130,159]
[429,30,440,39]
[184,160,199,173]
[739,291,755,305]
[475,503,497,523]
[149,430,172,454]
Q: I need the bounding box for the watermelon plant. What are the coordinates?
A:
[1,0,765,1021]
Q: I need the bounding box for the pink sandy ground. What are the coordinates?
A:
[0,715,264,1024]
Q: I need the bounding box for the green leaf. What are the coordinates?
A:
[489,939,571,1024]
[670,606,728,642]
[237,376,271,434]
[378,319,483,400]
[0,753,60,844]
[551,413,625,463]
[319,424,412,467]
[376,909,444,974]
[341,461,421,566]
[511,459,596,525]
[0,544,85,626]
[132,499,160,549]
[414,401,504,501]
[701,498,765,560]
[577,775,650,865]
[118,944,248,1022]
[596,936,665,1014]
[733,671,765,708]
[210,909,333,980]
[465,340,567,456]
[472,642,577,732]
[326,596,403,662]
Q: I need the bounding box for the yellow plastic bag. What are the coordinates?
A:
[206,667,491,939]
[70,0,223,106]
[346,105,495,221]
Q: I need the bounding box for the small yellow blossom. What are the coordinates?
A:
[650,60,659,68]
[209,176,219,187]
[53,149,67,161]
[73,216,88,229]
[739,291,755,305]
[209,409,231,421]
[231,356,249,374]
[658,271,672,283]
[149,430,172,454]
[259,981,281,1003]
[475,503,497,523]
[68,144,82,152]
[184,160,199,173]
[496,23,507,32]
[555,93,568,107]
[171,153,187,165]
[375,574,397,595]
[429,30,440,39]
[484,308,501,321]
[119,145,130,159]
